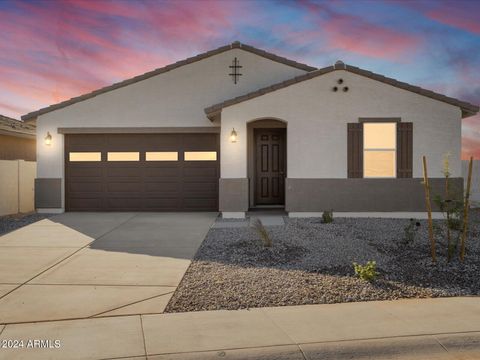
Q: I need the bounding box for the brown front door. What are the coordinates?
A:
[254,129,286,205]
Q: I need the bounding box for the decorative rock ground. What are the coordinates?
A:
[166,210,480,312]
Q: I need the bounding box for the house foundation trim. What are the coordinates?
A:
[288,212,444,219]
[219,178,249,212]
[35,178,62,209]
[285,178,463,212]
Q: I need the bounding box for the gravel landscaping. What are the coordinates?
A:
[0,213,51,236]
[166,210,480,312]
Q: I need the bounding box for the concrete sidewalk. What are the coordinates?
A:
[0,297,479,359]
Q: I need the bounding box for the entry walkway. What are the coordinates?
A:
[0,297,479,359]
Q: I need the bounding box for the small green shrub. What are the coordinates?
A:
[322,210,334,223]
[353,261,378,281]
[251,218,272,247]
[403,218,421,244]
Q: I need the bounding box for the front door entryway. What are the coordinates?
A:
[254,129,286,205]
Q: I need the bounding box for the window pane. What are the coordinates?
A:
[69,152,101,162]
[364,151,396,177]
[146,152,178,161]
[107,152,139,161]
[184,151,217,161]
[364,123,396,149]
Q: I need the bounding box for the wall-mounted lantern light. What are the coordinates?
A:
[230,128,237,143]
[44,132,52,146]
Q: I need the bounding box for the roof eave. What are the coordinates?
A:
[0,129,36,139]
[204,64,479,119]
[21,41,316,121]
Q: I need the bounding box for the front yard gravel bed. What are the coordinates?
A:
[166,210,480,312]
[0,213,51,236]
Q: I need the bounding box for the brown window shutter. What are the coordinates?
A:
[397,122,413,178]
[347,123,363,178]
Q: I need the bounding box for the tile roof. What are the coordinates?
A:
[0,115,36,138]
[205,62,479,119]
[22,41,316,121]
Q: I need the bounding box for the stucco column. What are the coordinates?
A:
[219,115,248,217]
[36,123,65,212]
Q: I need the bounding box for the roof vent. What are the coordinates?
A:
[334,60,345,69]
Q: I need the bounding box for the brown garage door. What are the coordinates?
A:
[65,133,219,211]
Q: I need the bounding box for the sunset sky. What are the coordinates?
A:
[0,0,479,158]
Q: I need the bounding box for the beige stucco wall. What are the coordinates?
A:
[35,48,307,209]
[0,160,36,216]
[221,70,462,179]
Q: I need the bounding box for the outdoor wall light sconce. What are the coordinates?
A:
[230,128,238,143]
[44,132,52,146]
[230,128,237,142]
[337,79,344,84]
[343,86,349,92]
[332,86,338,92]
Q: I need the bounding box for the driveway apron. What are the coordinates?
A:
[0,212,217,324]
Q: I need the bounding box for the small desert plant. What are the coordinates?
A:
[322,210,334,223]
[353,261,378,281]
[433,153,464,261]
[251,218,272,247]
[403,218,421,244]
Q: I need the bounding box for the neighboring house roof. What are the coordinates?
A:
[0,115,36,139]
[22,42,316,122]
[205,61,480,120]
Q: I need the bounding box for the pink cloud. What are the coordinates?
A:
[323,19,420,61]
[427,5,480,34]
[462,114,480,160]
[297,0,421,61]
[0,0,243,118]
[462,137,480,160]
[0,101,29,118]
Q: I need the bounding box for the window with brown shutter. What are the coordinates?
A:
[347,123,363,178]
[397,122,413,178]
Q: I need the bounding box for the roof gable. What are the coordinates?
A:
[22,42,316,121]
[205,62,479,120]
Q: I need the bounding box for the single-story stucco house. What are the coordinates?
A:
[22,42,479,218]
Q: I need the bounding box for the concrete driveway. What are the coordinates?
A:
[0,212,217,324]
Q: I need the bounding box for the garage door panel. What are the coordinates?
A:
[68,198,103,211]
[68,167,103,177]
[145,181,180,192]
[106,182,143,192]
[106,198,143,210]
[66,134,105,146]
[106,167,142,177]
[182,134,218,149]
[145,167,181,177]
[68,182,103,193]
[183,182,216,193]
[66,133,218,211]
[183,167,218,178]
[143,135,182,148]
